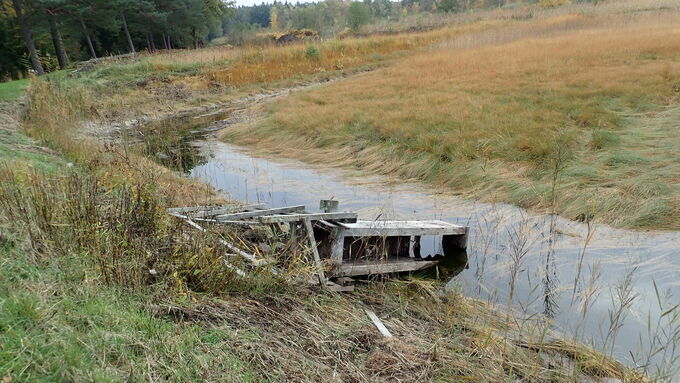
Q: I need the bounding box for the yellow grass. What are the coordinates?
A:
[223,12,680,229]
[203,21,506,87]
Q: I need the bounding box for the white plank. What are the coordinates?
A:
[167,205,218,214]
[330,258,439,277]
[338,220,467,237]
[330,228,345,263]
[167,203,266,217]
[170,213,266,266]
[365,309,392,338]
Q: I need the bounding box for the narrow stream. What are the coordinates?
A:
[146,115,680,378]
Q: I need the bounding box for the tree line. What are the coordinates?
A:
[1,0,232,80]
[223,0,511,43]
[223,0,598,44]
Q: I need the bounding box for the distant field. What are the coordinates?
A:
[224,12,680,230]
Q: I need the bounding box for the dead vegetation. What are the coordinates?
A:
[145,280,645,383]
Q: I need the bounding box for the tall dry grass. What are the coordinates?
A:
[223,12,680,229]
[203,21,506,87]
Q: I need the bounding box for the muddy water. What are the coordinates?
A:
[156,126,680,376]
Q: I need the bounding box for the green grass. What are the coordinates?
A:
[0,124,64,172]
[0,79,30,102]
[0,241,256,382]
[0,122,256,382]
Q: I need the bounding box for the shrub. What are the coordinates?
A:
[305,45,321,60]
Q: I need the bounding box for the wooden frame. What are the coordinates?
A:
[167,203,468,283]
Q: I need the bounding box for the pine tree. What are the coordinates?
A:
[11,0,45,74]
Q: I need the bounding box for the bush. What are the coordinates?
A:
[305,45,321,60]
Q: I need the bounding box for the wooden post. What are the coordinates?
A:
[330,228,345,264]
[290,222,297,245]
[303,218,326,287]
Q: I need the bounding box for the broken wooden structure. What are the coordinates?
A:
[168,201,468,289]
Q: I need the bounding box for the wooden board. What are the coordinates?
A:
[303,217,327,287]
[365,309,392,338]
[194,203,267,218]
[330,257,439,277]
[259,212,358,224]
[215,205,306,221]
[167,203,266,217]
[170,213,267,266]
[337,220,467,237]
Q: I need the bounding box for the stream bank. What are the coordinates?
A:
[98,83,680,379]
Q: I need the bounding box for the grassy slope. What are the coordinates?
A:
[0,109,255,381]
[0,79,30,102]
[0,245,256,382]
[222,13,680,230]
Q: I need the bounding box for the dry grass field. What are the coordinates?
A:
[223,11,680,230]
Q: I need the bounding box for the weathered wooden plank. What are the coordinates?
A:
[193,203,267,218]
[330,228,346,263]
[317,220,338,228]
[319,199,339,213]
[289,222,298,245]
[338,220,467,237]
[330,258,439,277]
[326,281,354,292]
[259,212,358,224]
[167,203,266,217]
[171,214,251,276]
[303,217,326,287]
[215,205,306,221]
[195,219,260,225]
[365,309,392,338]
[222,256,247,277]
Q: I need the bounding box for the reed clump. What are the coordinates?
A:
[0,166,263,294]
